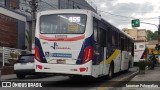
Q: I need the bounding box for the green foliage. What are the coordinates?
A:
[138,60,147,70]
[8,51,20,65]
[147,30,158,41]
[152,31,158,40]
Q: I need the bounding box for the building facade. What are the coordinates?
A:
[0,0,29,49]
[123,28,148,42]
[18,0,97,14]
[0,0,97,49]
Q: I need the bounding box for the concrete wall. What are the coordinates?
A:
[0,6,26,21]
[123,28,147,41]
[0,6,28,49]
[123,29,138,40]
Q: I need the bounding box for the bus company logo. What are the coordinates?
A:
[51,42,58,49]
[51,42,71,50]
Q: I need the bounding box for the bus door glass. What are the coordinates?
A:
[93,19,99,65]
[93,19,104,74]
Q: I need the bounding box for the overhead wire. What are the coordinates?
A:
[65,0,159,20]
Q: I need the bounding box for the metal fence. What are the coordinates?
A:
[0,46,31,68]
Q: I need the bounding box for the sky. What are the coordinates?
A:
[92,0,160,32]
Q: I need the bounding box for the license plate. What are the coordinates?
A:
[57,59,66,64]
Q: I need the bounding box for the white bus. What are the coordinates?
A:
[34,9,134,78]
[134,42,147,63]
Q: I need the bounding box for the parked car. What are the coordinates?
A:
[14,54,35,79]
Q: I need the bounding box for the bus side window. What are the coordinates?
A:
[112,31,115,46]
[93,20,98,42]
[121,37,125,50]
[99,28,106,47]
[108,28,112,46]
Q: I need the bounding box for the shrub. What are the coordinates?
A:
[138,60,147,70]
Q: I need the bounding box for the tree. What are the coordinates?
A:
[147,30,153,41]
[147,30,158,41]
[152,31,158,40]
[25,30,32,50]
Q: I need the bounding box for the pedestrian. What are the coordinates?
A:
[151,51,155,69]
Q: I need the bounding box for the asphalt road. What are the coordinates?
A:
[0,67,138,90]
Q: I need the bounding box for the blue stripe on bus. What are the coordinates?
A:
[35,37,47,63]
[76,35,93,64]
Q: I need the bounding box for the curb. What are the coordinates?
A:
[109,70,139,89]
[98,70,139,90]
[119,70,139,81]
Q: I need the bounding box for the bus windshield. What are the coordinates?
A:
[40,14,87,34]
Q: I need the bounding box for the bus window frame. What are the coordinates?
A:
[39,14,87,34]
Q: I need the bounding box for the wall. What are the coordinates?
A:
[0,6,27,49]
[123,29,137,40]
[123,28,147,41]
[0,13,18,47]
[137,29,147,37]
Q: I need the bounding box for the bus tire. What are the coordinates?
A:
[108,63,114,79]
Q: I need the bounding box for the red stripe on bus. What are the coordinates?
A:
[39,35,85,41]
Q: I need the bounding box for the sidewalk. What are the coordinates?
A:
[131,64,160,81]
[0,74,16,80]
[116,64,160,90]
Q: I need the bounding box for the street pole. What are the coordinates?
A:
[158,16,160,45]
[140,21,159,54]
[30,0,38,51]
[158,16,160,54]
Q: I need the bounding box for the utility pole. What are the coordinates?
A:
[158,16,160,45]
[29,0,38,50]
[158,16,160,54]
